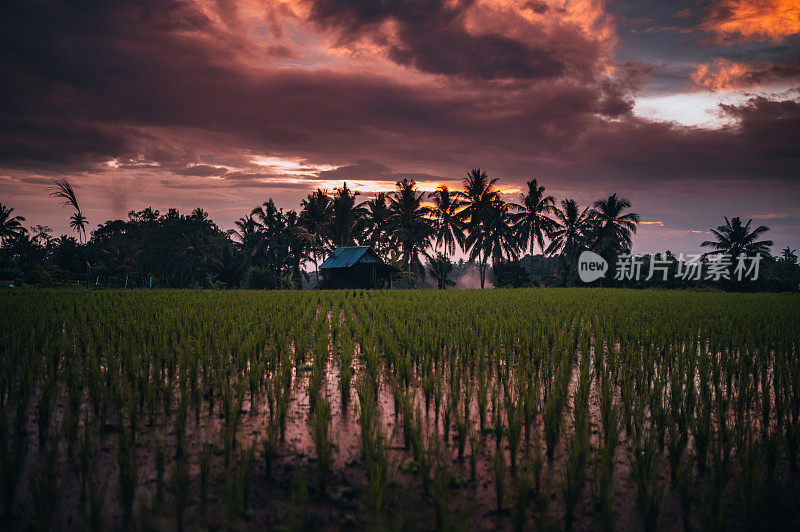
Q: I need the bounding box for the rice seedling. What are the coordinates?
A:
[172,455,190,529]
[154,438,166,509]
[559,345,591,527]
[87,460,107,532]
[509,463,533,531]
[199,444,213,523]
[593,371,618,530]
[630,418,662,531]
[117,428,138,522]
[262,418,280,479]
[0,289,798,529]
[493,447,507,512]
[286,469,309,531]
[311,394,332,493]
[31,443,60,531]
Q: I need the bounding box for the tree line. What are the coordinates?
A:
[1,169,798,290]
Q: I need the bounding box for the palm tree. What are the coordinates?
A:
[360,192,391,257]
[701,217,773,257]
[252,199,288,278]
[464,198,518,286]
[50,178,88,242]
[514,179,556,257]
[589,193,640,262]
[780,246,798,264]
[546,199,592,286]
[69,212,89,243]
[190,207,209,221]
[228,215,262,271]
[330,183,364,248]
[428,186,466,263]
[284,210,312,289]
[0,203,27,245]
[458,169,501,288]
[388,178,434,279]
[428,252,456,289]
[300,189,333,285]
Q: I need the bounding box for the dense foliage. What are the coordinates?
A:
[2,172,640,289]
[2,172,798,290]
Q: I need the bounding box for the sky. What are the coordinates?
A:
[1,0,799,255]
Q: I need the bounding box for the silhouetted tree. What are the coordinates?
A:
[0,203,27,244]
[427,252,456,289]
[546,199,592,286]
[360,192,391,257]
[50,179,87,242]
[459,169,501,288]
[589,193,639,281]
[514,179,556,257]
[428,185,465,268]
[388,178,434,279]
[300,189,333,285]
[465,199,518,282]
[330,183,364,248]
[701,217,773,258]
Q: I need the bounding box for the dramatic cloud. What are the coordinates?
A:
[703,0,800,42]
[692,57,800,89]
[1,0,799,253]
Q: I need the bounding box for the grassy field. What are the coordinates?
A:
[1,288,799,530]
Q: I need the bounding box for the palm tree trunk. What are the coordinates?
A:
[442,248,448,290]
[313,251,319,288]
[480,251,487,289]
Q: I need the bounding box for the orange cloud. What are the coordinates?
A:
[692,59,755,89]
[703,0,800,41]
[691,57,800,89]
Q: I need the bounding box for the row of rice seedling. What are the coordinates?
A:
[0,288,798,529]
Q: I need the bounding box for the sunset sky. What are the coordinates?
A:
[2,0,799,254]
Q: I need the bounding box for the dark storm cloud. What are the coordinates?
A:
[318,160,447,184]
[0,0,798,209]
[307,0,582,80]
[173,165,229,177]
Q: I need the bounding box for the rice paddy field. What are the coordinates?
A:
[1,288,799,531]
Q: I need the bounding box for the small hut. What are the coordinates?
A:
[319,246,394,289]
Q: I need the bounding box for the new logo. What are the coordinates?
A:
[578,250,608,283]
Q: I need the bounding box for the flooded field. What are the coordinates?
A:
[1,288,799,530]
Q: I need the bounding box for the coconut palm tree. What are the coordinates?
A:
[190,207,209,221]
[589,193,640,273]
[50,178,88,242]
[330,183,364,248]
[427,252,456,289]
[283,210,311,289]
[388,178,434,279]
[780,246,798,264]
[360,192,391,257]
[300,189,333,284]
[228,214,262,269]
[49,178,91,286]
[701,217,773,258]
[69,212,89,243]
[464,198,518,286]
[546,199,592,286]
[459,169,501,288]
[0,203,27,245]
[428,185,466,261]
[252,199,289,278]
[514,179,557,257]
